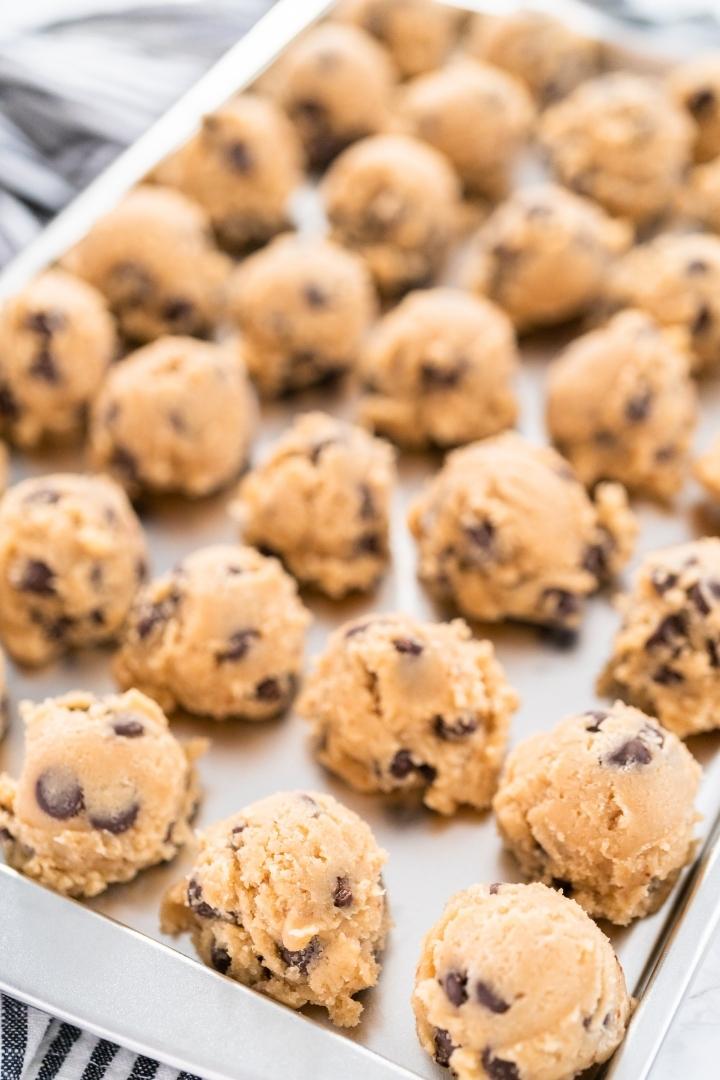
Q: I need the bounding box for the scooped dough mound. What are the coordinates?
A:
[669,53,720,162]
[335,0,459,78]
[161,790,388,1027]
[0,689,203,897]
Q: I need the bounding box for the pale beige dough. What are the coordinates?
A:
[233,412,395,598]
[0,689,203,897]
[270,22,395,169]
[599,539,720,738]
[62,185,230,343]
[467,10,602,106]
[152,94,302,253]
[494,702,700,926]
[89,336,256,497]
[298,613,518,815]
[228,233,376,397]
[607,232,720,374]
[358,288,518,449]
[408,433,637,631]
[0,473,147,667]
[695,436,720,501]
[399,58,533,199]
[335,0,459,78]
[466,183,631,331]
[114,544,310,721]
[547,309,697,500]
[161,790,388,1027]
[0,269,116,447]
[540,73,693,224]
[324,133,461,296]
[668,53,720,162]
[412,882,631,1080]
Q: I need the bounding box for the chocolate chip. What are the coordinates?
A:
[163,298,195,325]
[25,309,66,335]
[538,624,578,649]
[641,723,665,748]
[18,560,55,595]
[542,588,580,623]
[443,970,468,1007]
[688,87,716,115]
[303,283,328,308]
[585,709,609,733]
[420,361,465,389]
[110,444,140,484]
[136,591,180,639]
[687,582,711,616]
[24,487,60,505]
[645,613,686,650]
[651,570,678,595]
[112,714,145,738]
[36,767,84,820]
[308,438,337,465]
[594,428,616,447]
[583,543,608,579]
[389,749,436,784]
[355,533,381,555]
[211,943,232,973]
[89,801,139,834]
[111,261,154,305]
[0,382,19,421]
[277,936,320,975]
[255,677,281,701]
[692,304,712,336]
[606,738,652,767]
[653,665,684,685]
[551,877,574,896]
[187,878,221,919]
[292,98,327,123]
[465,520,495,549]
[392,637,423,656]
[481,1048,520,1080]
[29,345,59,383]
[476,981,510,1014]
[216,628,259,664]
[345,620,374,638]
[332,876,353,908]
[226,140,253,172]
[44,615,74,641]
[488,883,502,894]
[687,258,709,275]
[433,1028,456,1068]
[625,389,653,422]
[707,639,720,668]
[433,714,478,740]
[358,484,375,521]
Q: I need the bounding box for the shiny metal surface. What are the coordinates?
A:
[0,2,719,1078]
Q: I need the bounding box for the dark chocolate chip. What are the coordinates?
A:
[216,628,260,664]
[135,589,180,639]
[651,570,678,595]
[488,882,502,894]
[585,709,609,733]
[433,714,479,740]
[163,298,195,324]
[443,970,468,1007]
[309,438,337,465]
[355,532,381,555]
[112,714,145,738]
[187,878,221,919]
[277,936,320,975]
[389,749,415,779]
[255,677,282,702]
[110,445,140,484]
[303,283,328,308]
[29,345,60,383]
[465,520,495,549]
[44,615,74,641]
[345,620,374,638]
[481,1048,520,1080]
[625,389,653,422]
[211,943,232,973]
[110,261,154,305]
[392,637,423,656]
[420,361,465,390]
[332,875,353,908]
[35,767,84,820]
[538,624,579,650]
[692,304,712,336]
[17,560,55,595]
[476,981,510,1014]
[688,87,716,115]
[358,484,375,521]
[707,639,720,668]
[645,613,687,650]
[0,382,19,421]
[551,877,574,896]
[605,738,652,767]
[226,140,253,173]
[653,665,684,685]
[687,258,709,275]
[687,581,711,616]
[89,801,139,834]
[542,588,580,622]
[25,309,66,335]
[433,1028,456,1068]
[582,543,608,579]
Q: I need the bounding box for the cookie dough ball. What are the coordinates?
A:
[599,539,720,738]
[114,545,310,721]
[271,23,395,169]
[228,234,375,397]
[467,10,602,106]
[412,882,631,1080]
[89,336,256,497]
[669,53,720,162]
[608,233,720,375]
[358,288,518,448]
[0,689,202,897]
[495,702,700,925]
[466,183,631,331]
[324,134,461,296]
[399,59,533,199]
[153,94,302,253]
[547,310,697,500]
[335,0,459,78]
[0,270,115,447]
[161,790,387,1027]
[298,614,518,815]
[408,433,637,631]
[234,413,395,597]
[63,185,230,343]
[695,436,720,502]
[540,73,693,224]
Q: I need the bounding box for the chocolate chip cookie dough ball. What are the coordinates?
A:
[298,614,518,815]
[324,134,460,296]
[607,233,720,375]
[271,23,395,169]
[228,234,375,397]
[695,436,720,502]
[669,53,720,162]
[114,545,310,721]
[399,59,533,199]
[600,539,720,738]
[540,73,693,224]
[466,183,632,332]
[547,310,697,500]
[494,703,700,925]
[412,882,631,1080]
[467,10,602,106]
[358,288,518,449]
[0,689,203,897]
[62,185,230,343]
[153,94,302,253]
[336,0,459,78]
[162,790,387,1027]
[89,336,256,498]
[0,270,115,447]
[0,474,147,667]
[408,433,637,632]
[234,413,395,597]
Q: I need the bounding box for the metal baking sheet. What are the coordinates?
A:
[1,2,720,1078]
